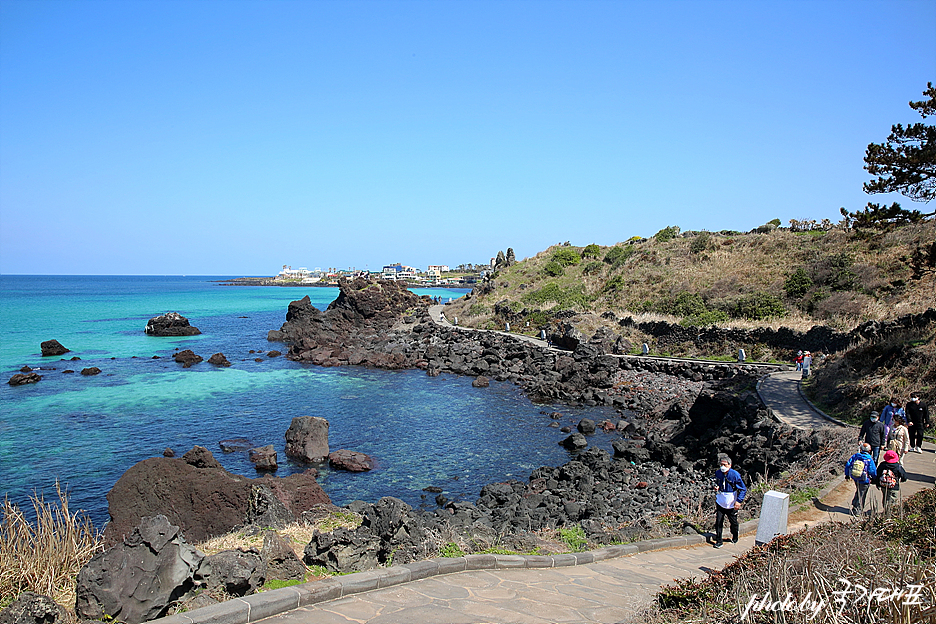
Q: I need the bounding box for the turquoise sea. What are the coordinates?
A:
[0,276,618,527]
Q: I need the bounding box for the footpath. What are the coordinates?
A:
[155,325,935,624]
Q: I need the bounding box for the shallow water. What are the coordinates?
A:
[0,276,620,526]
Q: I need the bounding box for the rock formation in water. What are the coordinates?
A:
[144,312,201,336]
[40,339,69,357]
[102,446,329,546]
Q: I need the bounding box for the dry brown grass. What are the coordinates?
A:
[0,483,103,610]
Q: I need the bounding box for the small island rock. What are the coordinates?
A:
[328,449,375,472]
[144,312,201,337]
[40,340,69,357]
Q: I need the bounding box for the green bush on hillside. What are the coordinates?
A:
[581,244,601,259]
[660,291,708,317]
[522,282,591,309]
[654,225,680,243]
[733,292,787,320]
[551,248,581,267]
[543,261,564,277]
[680,310,729,327]
[689,231,714,255]
[603,245,634,269]
[783,267,813,299]
[582,261,603,275]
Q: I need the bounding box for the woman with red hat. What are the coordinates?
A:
[874,450,907,512]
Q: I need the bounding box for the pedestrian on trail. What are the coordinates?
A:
[880,397,904,441]
[905,392,930,453]
[873,450,907,512]
[795,350,804,371]
[845,443,877,516]
[887,415,911,463]
[712,456,746,549]
[858,411,886,463]
[801,351,813,378]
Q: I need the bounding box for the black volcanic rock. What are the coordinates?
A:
[40,339,69,356]
[145,312,201,336]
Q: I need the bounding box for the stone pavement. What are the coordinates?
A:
[153,353,935,624]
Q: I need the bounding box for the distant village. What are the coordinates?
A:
[273,262,489,287]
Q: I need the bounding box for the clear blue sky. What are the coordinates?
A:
[1,0,933,275]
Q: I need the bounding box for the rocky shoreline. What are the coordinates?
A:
[15,277,852,623]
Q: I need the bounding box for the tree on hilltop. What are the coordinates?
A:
[842,82,936,228]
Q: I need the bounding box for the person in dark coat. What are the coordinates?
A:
[874,450,908,511]
[905,392,930,453]
[858,411,886,463]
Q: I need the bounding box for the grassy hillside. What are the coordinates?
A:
[450,221,934,334]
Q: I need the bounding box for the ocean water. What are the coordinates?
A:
[0,276,619,528]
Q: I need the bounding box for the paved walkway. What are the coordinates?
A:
[155,347,935,624]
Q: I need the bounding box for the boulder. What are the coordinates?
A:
[75,515,207,624]
[103,448,329,547]
[219,438,251,453]
[284,416,329,463]
[80,367,101,376]
[261,531,306,582]
[303,527,380,574]
[145,312,201,336]
[8,372,41,386]
[472,375,490,388]
[328,449,374,472]
[207,353,231,367]
[560,433,588,450]
[0,592,67,624]
[40,340,69,357]
[577,418,596,434]
[173,350,203,368]
[204,549,264,597]
[249,445,278,471]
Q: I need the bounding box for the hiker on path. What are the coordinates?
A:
[880,397,904,441]
[858,411,886,463]
[712,456,746,549]
[873,450,907,512]
[887,415,911,463]
[905,392,930,454]
[845,443,877,516]
[795,350,804,371]
[801,351,813,378]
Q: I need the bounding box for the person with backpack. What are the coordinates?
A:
[712,455,747,549]
[905,392,930,453]
[844,443,877,516]
[873,450,907,512]
[858,411,886,463]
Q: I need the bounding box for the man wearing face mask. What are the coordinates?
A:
[713,456,746,549]
[858,411,886,463]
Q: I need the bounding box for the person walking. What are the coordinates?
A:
[905,392,930,453]
[844,443,877,516]
[887,415,911,464]
[801,351,812,378]
[858,411,886,463]
[873,450,907,513]
[880,397,905,442]
[712,456,746,548]
[795,350,804,371]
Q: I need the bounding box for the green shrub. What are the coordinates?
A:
[582,261,603,276]
[660,291,707,317]
[581,244,601,259]
[689,231,714,255]
[558,526,588,552]
[467,303,489,316]
[768,218,781,227]
[681,310,729,327]
[551,248,581,267]
[603,245,634,268]
[654,225,680,243]
[523,283,592,309]
[733,292,787,320]
[783,267,813,299]
[439,542,465,558]
[526,310,550,327]
[603,274,627,293]
[543,261,564,277]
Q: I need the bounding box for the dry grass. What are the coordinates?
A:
[0,483,103,610]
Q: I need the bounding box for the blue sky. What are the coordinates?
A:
[1,0,933,276]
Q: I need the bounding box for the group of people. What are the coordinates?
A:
[847,392,929,515]
[794,350,813,377]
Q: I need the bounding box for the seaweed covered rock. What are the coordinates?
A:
[145,312,201,336]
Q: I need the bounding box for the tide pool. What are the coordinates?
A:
[0,276,618,527]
